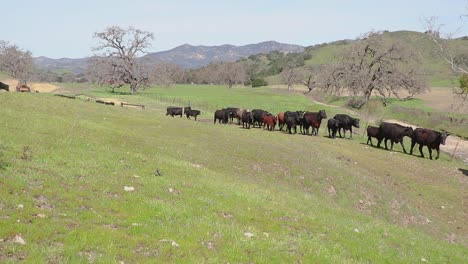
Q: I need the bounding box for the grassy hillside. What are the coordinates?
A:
[264,31,467,87]
[0,92,466,263]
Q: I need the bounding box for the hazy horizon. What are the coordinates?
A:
[3,0,467,59]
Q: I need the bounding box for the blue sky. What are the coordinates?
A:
[1,0,467,58]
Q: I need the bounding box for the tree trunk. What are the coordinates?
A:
[130,83,137,94]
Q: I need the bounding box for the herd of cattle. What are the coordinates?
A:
[166,106,450,160]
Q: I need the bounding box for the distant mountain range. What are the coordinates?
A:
[33,41,305,74]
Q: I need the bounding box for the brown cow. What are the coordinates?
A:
[236,108,247,125]
[263,114,277,131]
[277,112,286,131]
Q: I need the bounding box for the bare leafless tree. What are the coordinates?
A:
[299,65,323,94]
[423,16,467,75]
[91,26,154,94]
[280,67,301,91]
[150,62,184,87]
[218,62,247,88]
[0,41,33,79]
[316,32,428,108]
[187,62,247,87]
[422,10,468,107]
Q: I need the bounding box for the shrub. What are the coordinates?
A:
[251,78,268,88]
[346,96,366,109]
[459,74,468,93]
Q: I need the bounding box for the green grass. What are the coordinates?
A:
[0,92,466,263]
[71,84,338,116]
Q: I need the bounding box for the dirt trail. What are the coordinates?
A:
[1,78,60,93]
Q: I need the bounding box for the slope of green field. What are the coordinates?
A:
[299,31,467,87]
[0,92,466,263]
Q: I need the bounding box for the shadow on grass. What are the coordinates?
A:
[358,142,416,155]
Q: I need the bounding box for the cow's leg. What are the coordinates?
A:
[400,141,407,154]
[418,144,424,158]
[428,147,433,160]
[435,147,440,160]
[410,139,416,155]
[384,139,389,150]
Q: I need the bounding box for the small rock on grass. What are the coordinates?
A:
[13,234,26,245]
[124,186,135,192]
[244,232,254,238]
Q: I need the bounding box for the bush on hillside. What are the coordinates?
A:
[346,96,367,109]
[459,74,468,93]
[251,78,268,87]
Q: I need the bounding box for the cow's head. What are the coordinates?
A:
[319,110,327,119]
[440,131,450,145]
[352,118,360,128]
[404,127,414,137]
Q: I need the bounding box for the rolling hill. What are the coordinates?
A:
[33,41,305,73]
[269,31,468,86]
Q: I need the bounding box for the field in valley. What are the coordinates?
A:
[0,83,467,263]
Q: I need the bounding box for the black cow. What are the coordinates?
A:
[327,119,341,138]
[251,109,268,128]
[410,128,449,160]
[333,114,360,139]
[223,107,239,124]
[166,106,191,118]
[0,82,9,92]
[366,126,382,146]
[241,110,253,129]
[284,111,302,134]
[377,122,413,153]
[185,109,201,121]
[302,110,327,136]
[214,109,229,124]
